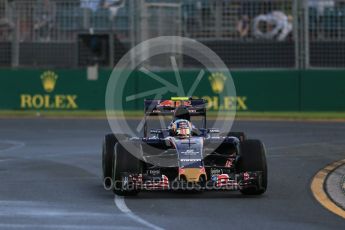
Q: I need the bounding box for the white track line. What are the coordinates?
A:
[114,195,164,230]
[0,140,25,153]
[0,223,132,230]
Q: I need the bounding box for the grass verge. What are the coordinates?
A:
[0,110,344,121]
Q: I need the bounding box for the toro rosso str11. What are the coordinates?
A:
[102,97,267,195]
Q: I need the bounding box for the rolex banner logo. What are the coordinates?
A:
[208,72,227,94]
[41,71,58,93]
[196,72,248,111]
[20,71,78,109]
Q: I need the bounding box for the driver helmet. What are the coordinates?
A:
[171,119,192,138]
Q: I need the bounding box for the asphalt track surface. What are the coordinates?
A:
[1,118,345,229]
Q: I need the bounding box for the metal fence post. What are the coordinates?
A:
[295,0,309,69]
[139,0,148,64]
[303,0,310,69]
[11,1,19,68]
[214,0,222,38]
[129,0,136,68]
[293,0,299,69]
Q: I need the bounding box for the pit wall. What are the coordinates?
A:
[0,69,344,111]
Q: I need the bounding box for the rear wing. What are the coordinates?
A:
[143,97,207,137]
[144,98,206,116]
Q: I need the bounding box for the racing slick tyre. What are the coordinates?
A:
[238,139,267,195]
[112,141,141,196]
[102,134,129,189]
[222,132,246,142]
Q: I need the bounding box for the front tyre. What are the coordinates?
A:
[238,139,267,195]
[112,142,141,196]
[102,134,129,189]
[102,134,116,189]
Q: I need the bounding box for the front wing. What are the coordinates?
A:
[118,170,263,191]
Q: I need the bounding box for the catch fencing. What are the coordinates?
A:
[0,0,344,69]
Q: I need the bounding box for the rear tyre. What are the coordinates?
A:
[102,134,129,189]
[238,139,267,195]
[112,141,141,196]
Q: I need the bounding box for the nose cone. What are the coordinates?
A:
[179,168,206,182]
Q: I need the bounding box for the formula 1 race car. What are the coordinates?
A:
[102,97,267,196]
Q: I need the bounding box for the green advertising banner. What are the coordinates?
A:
[0,69,108,110]
[300,70,345,111]
[0,68,344,111]
[233,70,300,111]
